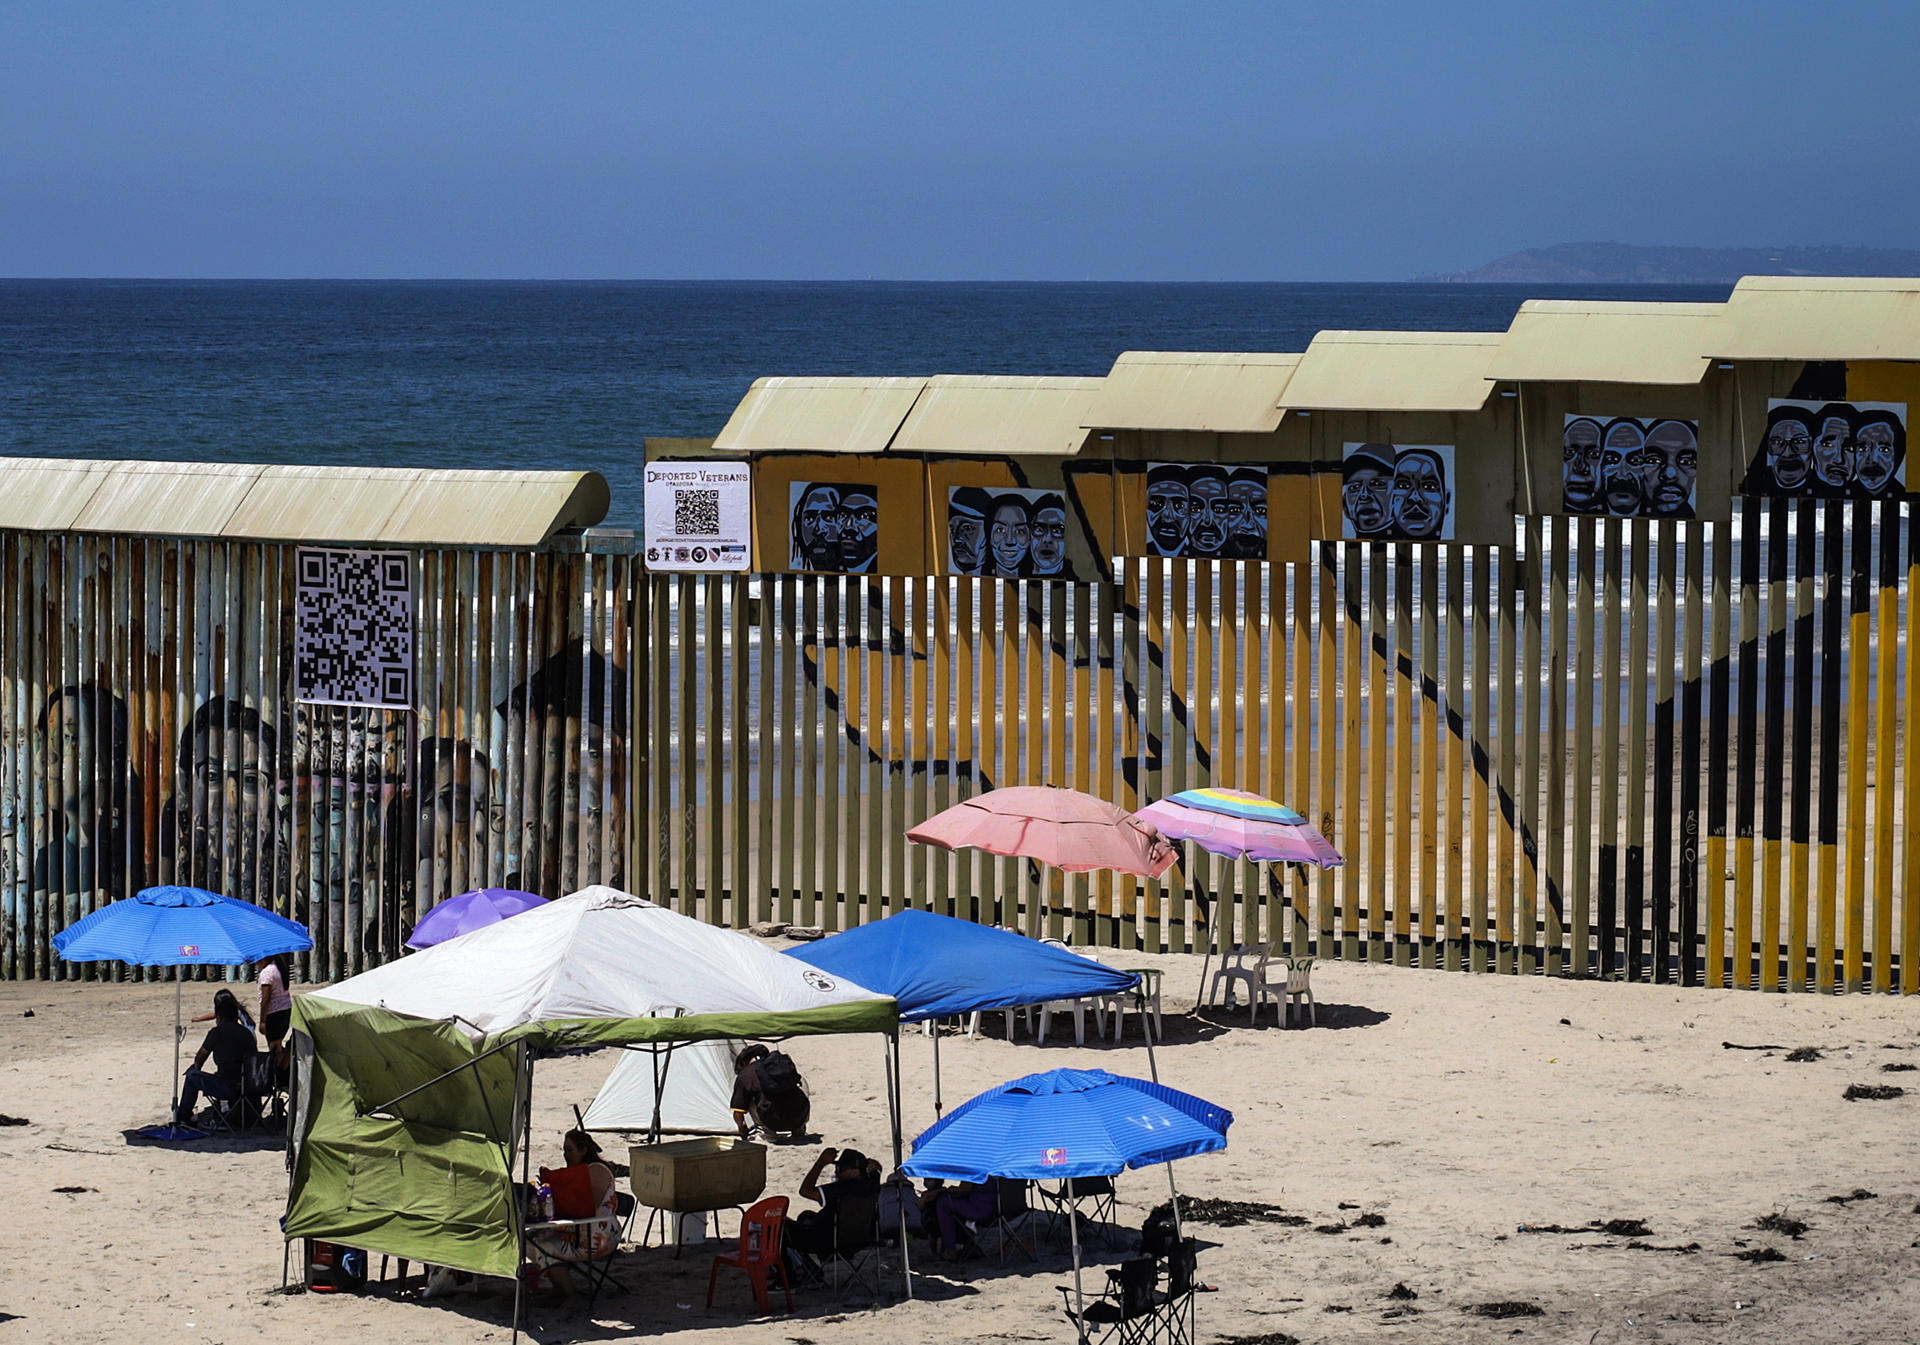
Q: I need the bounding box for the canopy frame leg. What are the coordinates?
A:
[510,1046,532,1345]
[886,1030,914,1298]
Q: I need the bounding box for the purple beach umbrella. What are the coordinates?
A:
[405,888,548,949]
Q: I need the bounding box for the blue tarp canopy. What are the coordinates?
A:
[786,909,1139,1023]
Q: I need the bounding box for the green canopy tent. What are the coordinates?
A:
[283,887,901,1328]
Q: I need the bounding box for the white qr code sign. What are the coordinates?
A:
[644,461,752,571]
[295,548,415,708]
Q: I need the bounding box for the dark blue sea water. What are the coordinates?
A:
[0,280,1730,526]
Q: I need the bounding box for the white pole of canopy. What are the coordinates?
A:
[885,1031,914,1298]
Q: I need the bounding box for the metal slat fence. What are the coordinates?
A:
[6,511,1917,993]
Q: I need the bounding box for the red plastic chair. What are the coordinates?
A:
[706,1196,792,1315]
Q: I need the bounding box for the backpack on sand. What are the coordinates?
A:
[757,1050,803,1097]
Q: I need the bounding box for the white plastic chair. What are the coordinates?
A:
[1037,940,1109,1045]
[1205,941,1273,1012]
[1250,954,1317,1027]
[1108,969,1163,1041]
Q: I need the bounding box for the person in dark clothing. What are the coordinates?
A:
[785,1147,880,1258]
[174,989,259,1125]
[730,1044,811,1142]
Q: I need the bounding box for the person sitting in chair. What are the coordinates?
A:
[524,1129,619,1299]
[921,1175,1003,1261]
[730,1044,811,1142]
[784,1146,880,1260]
[174,989,260,1126]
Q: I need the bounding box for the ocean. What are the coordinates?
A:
[0,279,1731,527]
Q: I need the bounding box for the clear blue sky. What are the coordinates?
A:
[4,0,1915,280]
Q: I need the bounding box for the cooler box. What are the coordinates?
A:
[629,1137,767,1213]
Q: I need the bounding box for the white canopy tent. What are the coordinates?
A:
[287,887,908,1338]
[582,1038,743,1135]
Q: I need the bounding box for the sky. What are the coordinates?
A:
[3,0,1917,281]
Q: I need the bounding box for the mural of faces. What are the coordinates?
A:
[1142,464,1270,560]
[32,683,142,915]
[495,643,629,896]
[1742,401,1908,500]
[790,481,878,574]
[159,696,292,910]
[1562,416,1698,519]
[291,704,409,957]
[947,487,1075,579]
[1342,444,1455,541]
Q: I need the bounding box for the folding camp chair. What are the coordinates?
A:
[1037,1173,1121,1249]
[820,1190,885,1300]
[525,1213,626,1303]
[1058,1239,1200,1345]
[964,1177,1038,1263]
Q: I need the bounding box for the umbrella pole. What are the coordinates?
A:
[1068,1178,1085,1344]
[1140,1011,1186,1248]
[886,1030,914,1298]
[930,1020,944,1118]
[170,977,182,1123]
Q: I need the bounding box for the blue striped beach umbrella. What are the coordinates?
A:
[54,886,311,1139]
[903,1068,1230,1336]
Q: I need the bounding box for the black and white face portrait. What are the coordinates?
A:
[790,481,879,573]
[1639,419,1698,519]
[1342,443,1455,541]
[1812,414,1854,491]
[1567,415,1699,519]
[1223,467,1270,560]
[1184,467,1229,559]
[837,489,879,573]
[1390,448,1451,540]
[1745,401,1907,500]
[1855,413,1904,495]
[1145,464,1191,558]
[947,487,989,573]
[1340,446,1395,538]
[1562,417,1606,514]
[1601,420,1647,516]
[947,486,1074,580]
[1028,494,1068,576]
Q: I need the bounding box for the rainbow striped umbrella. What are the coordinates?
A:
[1135,788,1343,868]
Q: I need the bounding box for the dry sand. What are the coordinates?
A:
[4,951,1920,1345]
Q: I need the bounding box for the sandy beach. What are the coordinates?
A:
[4,949,1920,1345]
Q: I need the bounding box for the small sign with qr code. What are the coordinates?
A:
[644,462,752,571]
[294,547,414,708]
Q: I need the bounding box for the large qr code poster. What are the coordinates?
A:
[295,548,414,708]
[644,461,752,571]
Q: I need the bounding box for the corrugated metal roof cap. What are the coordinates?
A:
[1081,352,1300,433]
[0,457,608,546]
[1278,331,1503,412]
[1715,276,1920,361]
[713,376,929,454]
[1488,300,1724,385]
[0,457,122,531]
[891,375,1104,456]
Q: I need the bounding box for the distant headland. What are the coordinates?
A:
[1419,242,1920,284]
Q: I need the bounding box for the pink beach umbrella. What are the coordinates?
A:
[1134,788,1343,1004]
[908,785,1179,879]
[1134,788,1344,869]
